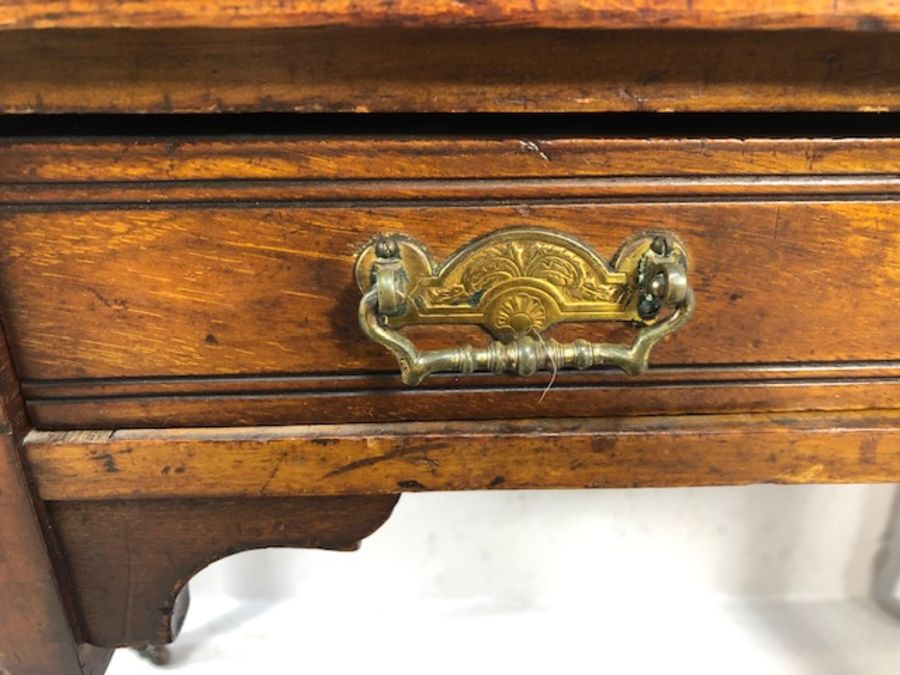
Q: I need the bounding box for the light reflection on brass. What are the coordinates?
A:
[355,227,694,386]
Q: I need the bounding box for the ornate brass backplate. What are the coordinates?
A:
[355,227,694,385]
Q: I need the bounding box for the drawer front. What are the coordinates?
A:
[1,136,898,427]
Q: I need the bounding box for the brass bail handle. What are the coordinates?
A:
[354,227,695,386]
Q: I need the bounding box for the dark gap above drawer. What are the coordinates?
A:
[1,113,899,140]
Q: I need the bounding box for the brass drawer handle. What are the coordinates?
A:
[355,228,694,386]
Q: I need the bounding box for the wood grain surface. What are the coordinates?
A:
[47,495,399,647]
[4,137,899,183]
[0,318,113,674]
[2,28,898,113]
[24,411,900,500]
[21,366,900,429]
[2,0,898,30]
[6,176,900,204]
[2,135,897,427]
[1,201,897,377]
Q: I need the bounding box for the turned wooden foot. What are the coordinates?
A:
[133,644,171,666]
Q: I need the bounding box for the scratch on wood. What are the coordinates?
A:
[325,442,449,478]
[88,287,129,311]
[259,450,290,494]
[519,139,550,162]
[90,451,119,473]
[780,464,826,483]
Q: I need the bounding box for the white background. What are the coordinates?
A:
[110,485,900,674]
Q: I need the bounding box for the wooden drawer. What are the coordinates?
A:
[1,129,898,429]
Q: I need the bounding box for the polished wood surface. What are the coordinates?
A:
[21,367,900,430]
[2,29,898,114]
[4,201,897,377]
[5,137,899,182]
[24,412,900,500]
[0,319,113,674]
[1,134,898,429]
[2,0,899,30]
[2,1,898,671]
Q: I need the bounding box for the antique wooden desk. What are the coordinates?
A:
[1,2,899,673]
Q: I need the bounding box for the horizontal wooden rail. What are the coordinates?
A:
[4,175,900,206]
[4,138,900,184]
[25,411,900,501]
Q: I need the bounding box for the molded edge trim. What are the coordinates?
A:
[25,411,900,500]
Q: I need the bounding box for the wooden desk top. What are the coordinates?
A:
[1,0,899,31]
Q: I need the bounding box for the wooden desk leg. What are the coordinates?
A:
[44,494,400,648]
[0,328,114,675]
[0,310,397,666]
